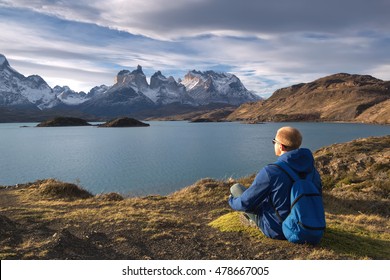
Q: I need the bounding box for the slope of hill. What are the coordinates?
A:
[227,73,390,124]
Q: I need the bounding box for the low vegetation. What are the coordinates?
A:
[0,136,389,259]
[98,117,150,127]
[36,117,92,127]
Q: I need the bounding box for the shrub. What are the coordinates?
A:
[37,179,93,201]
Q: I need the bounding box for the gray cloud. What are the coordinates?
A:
[1,0,390,96]
[3,0,390,38]
[134,0,390,37]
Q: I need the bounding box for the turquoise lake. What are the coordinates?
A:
[0,121,389,195]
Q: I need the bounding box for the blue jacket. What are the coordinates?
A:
[228,148,322,240]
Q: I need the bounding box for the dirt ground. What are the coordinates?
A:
[0,179,317,259]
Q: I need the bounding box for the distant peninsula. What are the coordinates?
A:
[98,117,150,127]
[37,117,92,127]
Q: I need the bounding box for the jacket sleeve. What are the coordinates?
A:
[228,167,271,212]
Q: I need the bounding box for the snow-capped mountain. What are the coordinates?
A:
[109,66,194,105]
[150,71,195,105]
[1,53,261,120]
[181,70,260,105]
[77,66,155,117]
[53,86,89,105]
[0,56,30,107]
[86,66,260,107]
[87,85,109,98]
[77,65,261,117]
[0,54,100,110]
[0,54,58,109]
[21,75,59,109]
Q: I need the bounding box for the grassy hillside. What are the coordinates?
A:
[0,136,389,259]
[226,73,390,124]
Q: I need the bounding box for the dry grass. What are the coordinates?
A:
[0,136,389,260]
[1,174,389,259]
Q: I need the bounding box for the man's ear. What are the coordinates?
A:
[280,144,288,152]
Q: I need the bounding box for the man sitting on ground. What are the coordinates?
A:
[228,126,322,240]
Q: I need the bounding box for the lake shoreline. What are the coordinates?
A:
[1,122,389,195]
[2,118,390,125]
[1,135,389,260]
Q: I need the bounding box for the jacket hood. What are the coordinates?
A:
[277,148,315,174]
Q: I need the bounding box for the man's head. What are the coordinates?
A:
[273,126,302,156]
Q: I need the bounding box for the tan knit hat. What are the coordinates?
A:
[275,127,302,150]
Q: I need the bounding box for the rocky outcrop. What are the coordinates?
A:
[355,99,390,124]
[315,135,389,184]
[314,135,389,215]
[150,71,194,105]
[115,66,149,89]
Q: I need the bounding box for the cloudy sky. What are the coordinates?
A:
[1,0,390,98]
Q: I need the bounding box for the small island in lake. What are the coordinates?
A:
[98,117,150,127]
[37,117,92,127]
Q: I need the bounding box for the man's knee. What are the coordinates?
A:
[230,183,247,198]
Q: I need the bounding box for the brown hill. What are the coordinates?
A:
[37,117,92,127]
[227,73,390,124]
[98,117,150,127]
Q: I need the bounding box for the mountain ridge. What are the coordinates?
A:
[0,54,58,110]
[1,54,389,123]
[0,54,260,121]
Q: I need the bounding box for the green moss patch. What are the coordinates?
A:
[208,212,264,239]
